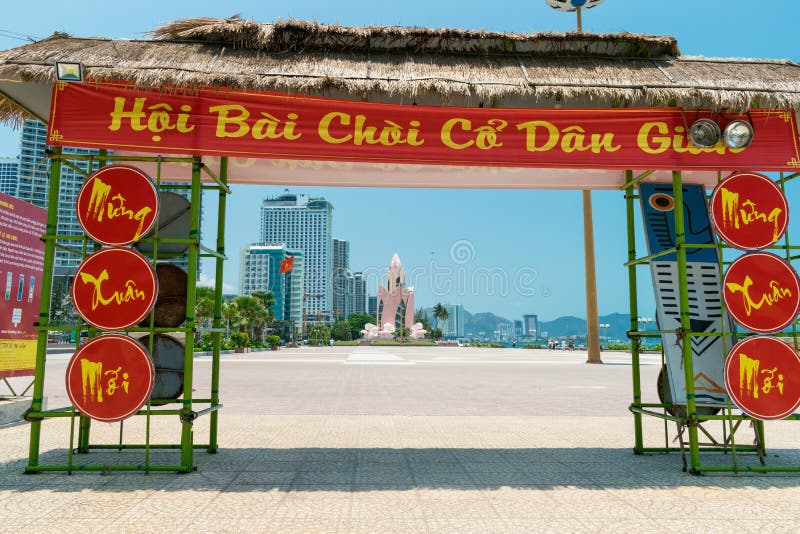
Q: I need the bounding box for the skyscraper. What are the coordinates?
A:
[367,295,378,317]
[0,157,18,196]
[332,238,349,319]
[16,119,101,269]
[351,272,366,315]
[523,314,539,338]
[442,304,465,338]
[240,244,304,333]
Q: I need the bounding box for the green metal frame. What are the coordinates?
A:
[625,169,800,474]
[25,152,228,474]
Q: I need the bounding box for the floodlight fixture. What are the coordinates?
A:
[688,118,722,148]
[723,120,755,149]
[55,61,83,83]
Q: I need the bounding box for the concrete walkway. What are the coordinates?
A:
[2,414,800,533]
[2,346,800,532]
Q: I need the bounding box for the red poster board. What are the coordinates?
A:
[65,333,155,422]
[710,172,789,250]
[724,336,800,420]
[71,247,158,331]
[0,193,46,378]
[47,81,800,172]
[76,165,159,246]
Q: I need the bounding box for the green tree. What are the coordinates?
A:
[428,328,443,341]
[414,308,432,331]
[308,325,331,346]
[347,312,376,339]
[393,325,410,342]
[250,291,277,341]
[195,286,216,329]
[432,303,449,333]
[331,320,353,341]
[222,300,238,338]
[250,291,276,324]
[232,295,266,342]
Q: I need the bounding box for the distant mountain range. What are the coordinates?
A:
[421,307,632,341]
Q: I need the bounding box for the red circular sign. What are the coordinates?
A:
[66,334,155,422]
[724,336,800,420]
[71,247,158,331]
[76,165,159,246]
[710,172,789,250]
[723,252,800,333]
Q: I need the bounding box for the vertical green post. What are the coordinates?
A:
[208,157,228,453]
[180,156,202,472]
[77,152,107,454]
[671,170,701,473]
[26,148,62,472]
[626,171,643,454]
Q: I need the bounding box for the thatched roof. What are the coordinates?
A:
[0,16,799,123]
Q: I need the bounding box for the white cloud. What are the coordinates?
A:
[197,272,236,294]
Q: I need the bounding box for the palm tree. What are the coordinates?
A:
[222,300,239,339]
[250,291,277,325]
[432,303,449,333]
[195,286,216,329]
[233,295,266,342]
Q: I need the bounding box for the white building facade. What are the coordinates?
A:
[260,193,332,318]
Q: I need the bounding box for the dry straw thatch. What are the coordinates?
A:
[0,16,798,122]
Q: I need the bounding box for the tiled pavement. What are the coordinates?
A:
[1,414,800,533]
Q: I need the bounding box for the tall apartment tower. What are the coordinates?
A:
[332,238,349,319]
[523,314,539,338]
[260,192,333,318]
[16,119,101,270]
[240,244,305,334]
[0,157,18,196]
[443,304,465,338]
[351,272,366,315]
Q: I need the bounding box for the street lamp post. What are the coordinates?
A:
[637,317,653,349]
[599,323,610,349]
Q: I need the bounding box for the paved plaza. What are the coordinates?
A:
[2,346,800,533]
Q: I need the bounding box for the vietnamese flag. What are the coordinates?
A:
[279,256,294,274]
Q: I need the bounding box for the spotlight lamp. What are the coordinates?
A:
[723,120,755,149]
[55,61,83,83]
[688,118,721,148]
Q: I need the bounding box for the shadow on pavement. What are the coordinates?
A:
[2,447,799,492]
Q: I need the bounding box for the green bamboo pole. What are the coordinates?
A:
[671,170,701,473]
[179,156,202,472]
[76,151,108,454]
[25,147,62,472]
[625,171,644,453]
[209,157,228,453]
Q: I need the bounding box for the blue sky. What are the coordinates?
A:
[0,1,798,321]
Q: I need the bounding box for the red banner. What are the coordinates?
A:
[48,81,800,171]
[724,336,800,420]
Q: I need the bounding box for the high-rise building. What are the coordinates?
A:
[442,304,465,338]
[523,314,539,338]
[240,244,304,333]
[514,320,524,337]
[260,192,332,318]
[0,157,19,196]
[16,119,101,269]
[158,182,202,276]
[367,295,378,317]
[332,238,349,319]
[351,272,366,315]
